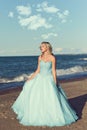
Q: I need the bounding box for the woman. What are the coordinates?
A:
[11,41,78,127]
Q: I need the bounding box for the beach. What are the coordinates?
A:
[0,78,87,130]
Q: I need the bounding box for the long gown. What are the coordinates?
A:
[11,60,78,127]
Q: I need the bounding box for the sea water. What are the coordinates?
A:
[0,54,87,90]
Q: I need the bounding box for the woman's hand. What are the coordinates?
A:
[26,77,31,82]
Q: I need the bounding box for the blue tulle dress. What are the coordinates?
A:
[11,60,78,127]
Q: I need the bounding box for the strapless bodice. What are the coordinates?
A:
[39,60,52,76]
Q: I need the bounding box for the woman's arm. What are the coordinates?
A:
[27,56,40,81]
[52,56,58,85]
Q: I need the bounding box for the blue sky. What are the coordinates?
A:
[0,0,87,56]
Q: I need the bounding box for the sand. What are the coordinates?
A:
[0,78,87,130]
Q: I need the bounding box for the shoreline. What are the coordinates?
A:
[0,76,87,95]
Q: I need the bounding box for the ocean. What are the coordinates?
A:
[0,54,87,91]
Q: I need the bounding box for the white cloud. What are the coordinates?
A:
[80,48,87,53]
[36,1,59,13]
[18,14,52,30]
[0,49,38,56]
[63,10,69,16]
[48,17,52,21]
[57,12,65,19]
[8,12,14,18]
[41,33,58,39]
[57,10,70,23]
[14,2,70,30]
[16,5,31,16]
[54,48,87,54]
[54,48,63,52]
[61,19,67,23]
[0,50,5,54]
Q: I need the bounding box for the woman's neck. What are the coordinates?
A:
[42,51,51,56]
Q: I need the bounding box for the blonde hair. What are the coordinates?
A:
[41,41,53,54]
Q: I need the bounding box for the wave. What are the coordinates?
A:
[79,58,87,61]
[56,65,87,76]
[0,65,87,84]
[0,74,32,83]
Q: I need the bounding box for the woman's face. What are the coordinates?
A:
[40,44,48,53]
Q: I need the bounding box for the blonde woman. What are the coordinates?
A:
[11,41,78,127]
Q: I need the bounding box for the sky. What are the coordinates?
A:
[0,0,87,56]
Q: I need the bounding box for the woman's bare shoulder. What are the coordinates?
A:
[38,55,42,61]
[50,54,56,61]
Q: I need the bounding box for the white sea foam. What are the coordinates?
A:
[0,73,32,83]
[79,58,87,61]
[0,65,87,83]
[56,66,87,76]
